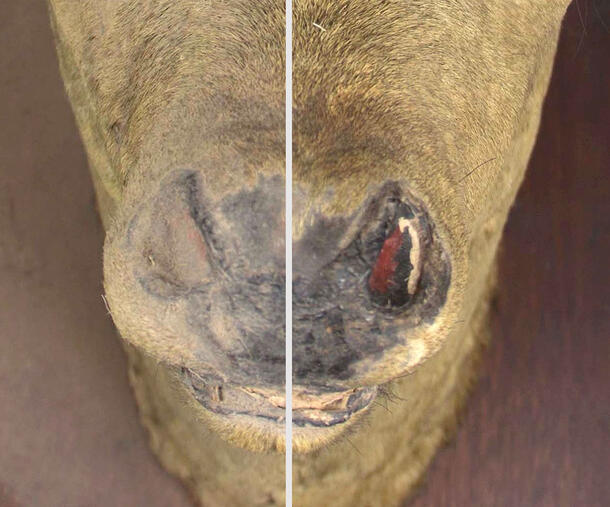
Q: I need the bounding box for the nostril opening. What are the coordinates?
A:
[127,172,215,298]
[367,216,422,309]
[141,208,212,295]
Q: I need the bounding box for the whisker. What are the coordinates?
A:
[458,157,497,183]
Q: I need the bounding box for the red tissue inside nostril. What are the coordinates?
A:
[368,226,403,294]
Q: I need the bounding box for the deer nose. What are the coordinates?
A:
[290,182,451,390]
[103,170,286,389]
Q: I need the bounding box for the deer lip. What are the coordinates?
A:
[182,368,377,427]
[244,386,378,427]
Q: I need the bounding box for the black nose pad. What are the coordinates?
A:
[293,308,359,382]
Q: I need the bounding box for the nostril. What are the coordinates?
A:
[128,172,215,298]
[292,183,452,386]
[367,216,422,308]
[142,208,212,293]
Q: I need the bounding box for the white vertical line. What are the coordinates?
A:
[285,0,293,505]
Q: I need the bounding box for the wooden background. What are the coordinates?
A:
[0,1,607,506]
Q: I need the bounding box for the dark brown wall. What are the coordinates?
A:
[0,1,607,506]
[410,2,610,506]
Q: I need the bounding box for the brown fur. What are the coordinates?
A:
[47,0,569,505]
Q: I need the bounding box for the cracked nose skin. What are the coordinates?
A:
[104,170,286,389]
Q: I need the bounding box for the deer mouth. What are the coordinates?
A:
[182,367,377,428]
